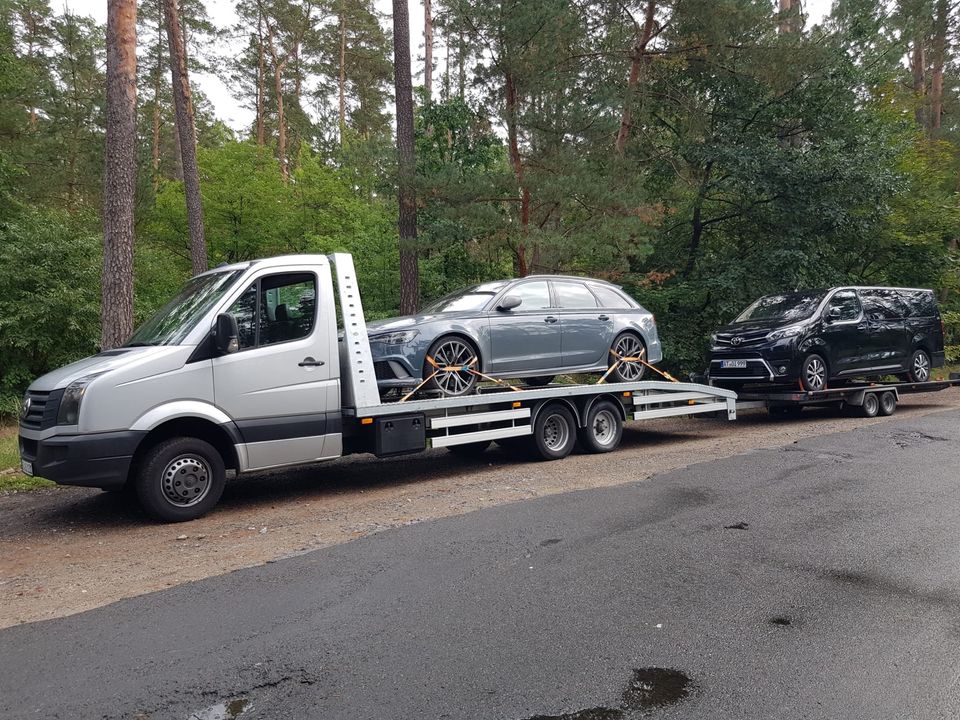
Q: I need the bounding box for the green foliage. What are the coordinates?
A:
[0,208,102,413]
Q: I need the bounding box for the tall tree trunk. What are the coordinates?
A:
[338,0,347,140]
[615,0,656,155]
[102,0,137,350]
[256,10,266,146]
[164,0,208,274]
[684,161,713,277]
[931,0,948,131]
[458,27,465,98]
[942,237,958,303]
[912,30,927,127]
[151,0,163,192]
[424,0,433,101]
[505,71,529,276]
[261,11,289,180]
[392,0,419,314]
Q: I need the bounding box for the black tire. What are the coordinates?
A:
[906,349,931,383]
[134,437,226,522]
[532,403,577,460]
[447,440,492,457]
[424,335,479,397]
[800,353,828,391]
[861,392,880,418]
[879,391,897,416]
[578,400,623,454]
[608,333,647,383]
[522,376,555,387]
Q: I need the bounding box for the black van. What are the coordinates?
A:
[708,287,946,391]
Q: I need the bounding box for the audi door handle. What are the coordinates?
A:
[299,357,325,367]
[544,316,558,324]
[598,315,610,321]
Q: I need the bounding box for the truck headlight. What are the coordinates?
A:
[766,326,803,342]
[372,330,420,345]
[57,374,102,426]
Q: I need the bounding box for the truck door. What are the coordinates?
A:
[213,269,340,470]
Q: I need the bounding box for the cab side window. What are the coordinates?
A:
[827,290,861,322]
[510,281,551,310]
[554,281,598,309]
[226,272,316,350]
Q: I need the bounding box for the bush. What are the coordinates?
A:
[0,209,102,415]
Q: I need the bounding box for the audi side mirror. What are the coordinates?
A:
[214,313,240,354]
[497,295,522,311]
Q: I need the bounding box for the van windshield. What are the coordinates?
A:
[734,291,826,324]
[126,270,244,347]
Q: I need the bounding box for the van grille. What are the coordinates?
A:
[20,389,64,430]
[713,329,770,347]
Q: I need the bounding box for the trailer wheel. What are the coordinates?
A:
[532,404,576,460]
[861,392,880,418]
[447,440,492,457]
[879,391,897,416]
[579,400,623,454]
[134,437,226,522]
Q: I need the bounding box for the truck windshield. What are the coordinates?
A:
[126,270,244,346]
[734,291,826,324]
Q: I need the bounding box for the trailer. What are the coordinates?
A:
[18,252,737,522]
[728,375,960,418]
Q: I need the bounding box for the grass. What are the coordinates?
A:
[0,427,54,492]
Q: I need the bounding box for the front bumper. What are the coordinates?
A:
[18,429,146,489]
[709,348,802,384]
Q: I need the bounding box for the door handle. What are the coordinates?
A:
[544,316,558,324]
[598,315,610,321]
[298,357,325,367]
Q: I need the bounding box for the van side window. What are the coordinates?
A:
[899,290,936,317]
[827,290,860,322]
[226,272,317,350]
[861,289,907,321]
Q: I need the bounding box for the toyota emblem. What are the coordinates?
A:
[731,336,743,346]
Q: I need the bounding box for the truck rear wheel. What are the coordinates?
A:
[579,400,623,453]
[135,437,226,522]
[532,404,576,460]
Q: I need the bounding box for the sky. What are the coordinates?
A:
[57,0,834,133]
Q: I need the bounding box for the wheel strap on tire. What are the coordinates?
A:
[599,349,679,384]
[399,355,521,403]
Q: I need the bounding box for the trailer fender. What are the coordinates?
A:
[580,393,628,427]
[530,398,581,429]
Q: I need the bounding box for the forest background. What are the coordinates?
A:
[2,0,960,414]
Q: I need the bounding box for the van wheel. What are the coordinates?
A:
[135,437,226,522]
[532,404,577,460]
[800,354,828,391]
[879,391,897,416]
[579,400,623,453]
[861,393,880,418]
[906,349,931,383]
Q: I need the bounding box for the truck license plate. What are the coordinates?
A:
[21,460,33,476]
[721,359,747,369]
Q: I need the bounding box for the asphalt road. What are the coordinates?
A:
[3,409,960,720]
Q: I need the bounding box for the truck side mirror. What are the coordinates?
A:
[214,313,240,354]
[497,295,522,311]
[826,306,842,322]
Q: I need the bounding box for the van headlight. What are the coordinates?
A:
[57,374,102,426]
[766,326,803,342]
[371,330,420,345]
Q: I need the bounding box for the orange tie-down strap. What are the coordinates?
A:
[399,355,521,402]
[598,349,679,384]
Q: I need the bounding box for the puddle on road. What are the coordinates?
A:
[188,697,251,720]
[539,538,563,547]
[724,522,749,530]
[768,616,792,626]
[522,667,691,720]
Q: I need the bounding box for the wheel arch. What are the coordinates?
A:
[426,331,485,372]
[579,393,628,428]
[131,416,242,482]
[531,398,581,428]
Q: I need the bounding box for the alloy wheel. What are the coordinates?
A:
[613,334,646,381]
[913,352,930,382]
[431,338,476,395]
[805,356,826,390]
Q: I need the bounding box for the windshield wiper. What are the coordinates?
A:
[125,342,157,347]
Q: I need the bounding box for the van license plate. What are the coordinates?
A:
[721,360,748,369]
[21,460,33,476]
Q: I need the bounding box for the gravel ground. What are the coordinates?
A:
[1,388,957,629]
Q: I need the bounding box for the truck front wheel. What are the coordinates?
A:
[135,437,226,522]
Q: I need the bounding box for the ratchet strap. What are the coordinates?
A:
[399,355,521,402]
[599,349,679,384]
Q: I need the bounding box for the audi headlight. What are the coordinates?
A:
[57,373,102,426]
[766,326,803,342]
[371,330,420,345]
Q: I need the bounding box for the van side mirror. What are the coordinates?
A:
[826,306,842,322]
[497,295,522,311]
[214,313,240,354]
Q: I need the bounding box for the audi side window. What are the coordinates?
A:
[828,291,860,322]
[591,285,632,309]
[554,281,598,309]
[510,281,551,310]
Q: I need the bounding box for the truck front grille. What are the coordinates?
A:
[20,389,64,430]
